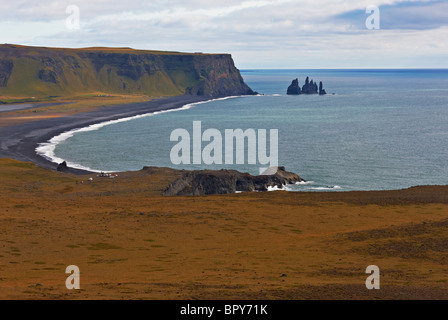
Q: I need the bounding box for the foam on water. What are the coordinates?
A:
[267,185,286,191]
[310,185,342,191]
[267,184,296,191]
[296,181,314,185]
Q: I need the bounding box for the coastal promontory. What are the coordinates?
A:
[163,166,304,196]
[0,44,256,99]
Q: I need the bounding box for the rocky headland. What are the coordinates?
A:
[163,166,304,196]
[0,44,257,98]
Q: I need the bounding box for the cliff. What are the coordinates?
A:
[0,44,256,98]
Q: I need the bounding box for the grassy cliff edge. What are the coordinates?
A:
[0,44,255,100]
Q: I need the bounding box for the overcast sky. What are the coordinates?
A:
[1,0,447,68]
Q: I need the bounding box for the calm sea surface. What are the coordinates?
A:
[49,69,448,191]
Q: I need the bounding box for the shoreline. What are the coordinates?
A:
[0,95,212,175]
[35,95,242,173]
[1,93,447,192]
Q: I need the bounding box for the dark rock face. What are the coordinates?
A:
[319,81,327,95]
[163,166,304,196]
[57,161,68,172]
[83,51,257,97]
[287,78,301,95]
[38,69,58,83]
[0,60,13,87]
[185,54,258,97]
[301,76,318,94]
[287,76,326,95]
[84,52,151,81]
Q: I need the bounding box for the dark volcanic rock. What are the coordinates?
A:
[185,54,258,97]
[287,76,327,95]
[38,69,58,83]
[319,81,327,95]
[287,78,301,95]
[0,60,13,87]
[163,166,304,196]
[301,76,318,94]
[57,161,68,172]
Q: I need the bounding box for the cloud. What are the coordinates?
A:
[1,0,447,68]
[335,0,448,30]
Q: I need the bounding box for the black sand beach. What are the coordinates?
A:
[0,102,69,113]
[0,95,210,174]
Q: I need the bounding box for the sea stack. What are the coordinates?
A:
[287,76,327,95]
[287,78,301,95]
[301,76,318,94]
[319,81,327,95]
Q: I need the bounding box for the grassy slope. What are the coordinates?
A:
[0,44,228,100]
[1,158,448,300]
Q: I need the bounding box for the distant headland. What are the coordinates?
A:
[0,44,257,99]
[287,77,326,95]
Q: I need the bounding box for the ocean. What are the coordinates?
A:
[40,69,448,191]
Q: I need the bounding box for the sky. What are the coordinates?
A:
[1,0,448,68]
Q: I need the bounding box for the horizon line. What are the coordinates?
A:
[240,67,448,70]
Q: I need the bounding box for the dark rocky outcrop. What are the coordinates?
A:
[287,76,326,95]
[38,69,58,83]
[287,78,301,95]
[57,161,68,172]
[163,166,304,196]
[185,54,258,97]
[319,81,326,95]
[0,60,13,87]
[301,76,318,94]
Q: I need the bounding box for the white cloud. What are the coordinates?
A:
[1,0,447,68]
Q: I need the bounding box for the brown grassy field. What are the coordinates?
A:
[0,158,447,300]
